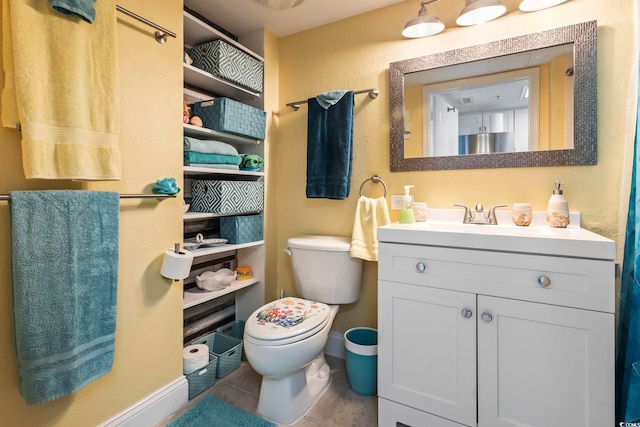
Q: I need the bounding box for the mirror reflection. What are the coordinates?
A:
[403,44,574,158]
[389,21,597,171]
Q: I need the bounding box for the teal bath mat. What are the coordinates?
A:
[167,394,274,427]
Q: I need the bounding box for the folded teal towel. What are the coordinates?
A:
[10,190,119,405]
[315,90,348,109]
[48,0,96,23]
[186,163,240,170]
[183,137,239,156]
[306,91,354,200]
[184,151,242,166]
[240,154,264,170]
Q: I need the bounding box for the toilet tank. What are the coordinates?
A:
[287,235,363,304]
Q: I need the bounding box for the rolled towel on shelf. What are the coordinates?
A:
[183,137,239,156]
[240,154,264,171]
[184,151,242,166]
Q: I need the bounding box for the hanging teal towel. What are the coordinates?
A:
[10,190,119,405]
[48,0,97,24]
[306,90,354,200]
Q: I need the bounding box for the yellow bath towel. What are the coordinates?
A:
[1,0,121,180]
[350,196,391,262]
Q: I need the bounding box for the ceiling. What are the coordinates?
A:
[182,0,406,37]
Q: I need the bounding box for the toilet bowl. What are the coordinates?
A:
[243,236,362,425]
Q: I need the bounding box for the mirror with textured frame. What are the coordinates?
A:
[389,21,597,171]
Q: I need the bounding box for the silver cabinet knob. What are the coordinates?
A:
[537,276,551,287]
[481,312,493,322]
[461,308,473,318]
[416,262,426,272]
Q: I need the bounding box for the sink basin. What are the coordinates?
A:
[378,208,615,260]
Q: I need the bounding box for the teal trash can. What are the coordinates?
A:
[344,327,378,396]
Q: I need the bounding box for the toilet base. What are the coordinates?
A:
[256,352,332,425]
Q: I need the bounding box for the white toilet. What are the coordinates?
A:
[243,235,363,425]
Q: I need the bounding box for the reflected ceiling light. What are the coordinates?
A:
[519,0,568,11]
[402,1,445,38]
[255,0,305,10]
[456,0,507,26]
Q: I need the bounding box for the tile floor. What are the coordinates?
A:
[159,354,378,427]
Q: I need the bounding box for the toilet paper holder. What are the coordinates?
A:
[161,242,194,282]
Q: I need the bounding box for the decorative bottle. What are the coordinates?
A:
[546,181,570,228]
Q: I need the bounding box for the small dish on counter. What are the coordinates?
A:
[196,233,228,247]
[183,242,200,251]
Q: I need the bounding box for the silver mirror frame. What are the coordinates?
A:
[389,20,597,171]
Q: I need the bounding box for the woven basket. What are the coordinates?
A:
[192,332,243,378]
[186,353,218,399]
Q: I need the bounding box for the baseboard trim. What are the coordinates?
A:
[324,330,345,359]
[98,376,188,427]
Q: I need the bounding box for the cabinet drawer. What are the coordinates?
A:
[379,398,467,427]
[378,243,614,313]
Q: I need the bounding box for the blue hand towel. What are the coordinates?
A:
[10,190,119,405]
[306,90,355,200]
[48,0,96,24]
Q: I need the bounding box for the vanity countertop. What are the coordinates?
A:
[377,209,615,260]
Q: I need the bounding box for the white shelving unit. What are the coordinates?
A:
[182,7,266,322]
[184,277,260,309]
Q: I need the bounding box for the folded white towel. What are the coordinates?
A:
[350,196,391,262]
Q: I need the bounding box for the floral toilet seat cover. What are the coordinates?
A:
[245,297,330,341]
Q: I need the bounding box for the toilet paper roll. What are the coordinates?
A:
[161,249,194,280]
[183,344,209,374]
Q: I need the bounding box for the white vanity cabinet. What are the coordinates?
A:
[377,220,615,427]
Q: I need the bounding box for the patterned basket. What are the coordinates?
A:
[190,39,264,93]
[192,332,243,378]
[216,320,247,360]
[186,353,218,399]
[220,215,263,244]
[191,98,266,140]
[190,180,264,214]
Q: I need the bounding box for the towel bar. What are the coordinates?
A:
[116,5,176,44]
[287,88,379,111]
[0,193,176,201]
[359,175,387,197]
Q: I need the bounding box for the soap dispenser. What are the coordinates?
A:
[546,181,570,228]
[399,185,415,224]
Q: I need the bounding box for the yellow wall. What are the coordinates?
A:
[273,0,637,333]
[403,84,423,157]
[0,0,184,425]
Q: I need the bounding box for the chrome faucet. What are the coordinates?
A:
[454,203,507,225]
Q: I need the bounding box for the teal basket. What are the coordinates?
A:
[344,327,378,396]
[220,215,263,244]
[186,352,218,399]
[191,98,266,140]
[192,332,243,378]
[216,320,246,360]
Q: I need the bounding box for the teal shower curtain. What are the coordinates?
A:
[616,69,640,423]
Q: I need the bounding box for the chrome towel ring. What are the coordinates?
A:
[359,175,387,197]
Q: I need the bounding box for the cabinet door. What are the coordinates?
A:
[477,296,614,427]
[459,113,483,135]
[379,281,477,427]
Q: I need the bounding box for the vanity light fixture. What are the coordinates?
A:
[402,0,445,38]
[456,0,507,26]
[255,0,305,10]
[519,0,568,12]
